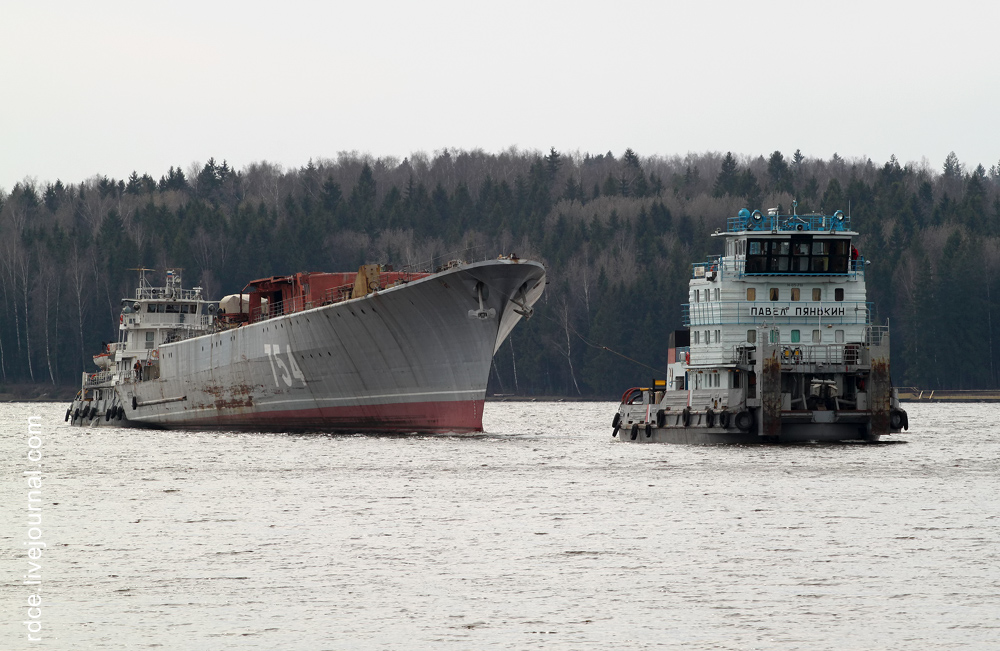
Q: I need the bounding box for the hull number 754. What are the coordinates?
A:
[264,344,306,387]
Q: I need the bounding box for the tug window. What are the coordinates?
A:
[835,288,844,301]
[747,288,756,301]
[791,288,800,301]
[747,330,756,343]
[812,288,821,301]
[769,288,779,301]
[693,331,700,344]
[830,240,850,273]
[745,237,850,275]
[714,288,720,301]
[812,330,821,343]
[835,329,845,343]
[791,330,800,343]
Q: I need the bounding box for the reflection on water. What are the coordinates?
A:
[1,401,997,650]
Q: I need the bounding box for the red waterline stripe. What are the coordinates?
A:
[161,399,485,433]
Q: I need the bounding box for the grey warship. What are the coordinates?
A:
[67,258,545,432]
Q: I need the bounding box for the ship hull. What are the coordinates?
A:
[73,259,544,433]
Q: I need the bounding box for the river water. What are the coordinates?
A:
[1,401,998,650]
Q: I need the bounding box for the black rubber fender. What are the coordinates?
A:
[719,409,731,429]
[117,405,125,420]
[705,408,715,428]
[65,408,71,422]
[132,396,138,410]
[645,423,652,438]
[612,412,621,429]
[889,408,905,430]
[630,423,639,440]
[656,410,666,428]
[105,407,112,421]
[902,410,909,431]
[681,407,691,427]
[73,407,80,421]
[81,405,91,420]
[735,410,754,432]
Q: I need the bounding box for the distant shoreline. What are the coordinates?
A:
[3,384,997,404]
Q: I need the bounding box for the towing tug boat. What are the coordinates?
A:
[612,205,908,443]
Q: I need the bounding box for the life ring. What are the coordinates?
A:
[735,410,754,432]
[65,408,71,422]
[705,408,715,428]
[132,396,138,410]
[645,423,652,438]
[656,410,666,428]
[719,409,731,429]
[630,423,639,440]
[151,350,159,360]
[681,408,691,427]
[612,413,621,429]
[889,409,906,430]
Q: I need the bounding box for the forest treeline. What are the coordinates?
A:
[2,147,1000,395]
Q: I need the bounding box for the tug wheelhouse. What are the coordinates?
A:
[614,205,908,444]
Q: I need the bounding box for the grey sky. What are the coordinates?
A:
[2,0,997,192]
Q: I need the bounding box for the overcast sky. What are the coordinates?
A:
[2,1,998,192]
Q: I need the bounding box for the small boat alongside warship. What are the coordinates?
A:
[612,205,908,443]
[67,258,545,433]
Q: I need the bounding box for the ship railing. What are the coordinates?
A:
[135,287,203,301]
[700,257,866,280]
[82,369,115,387]
[251,296,308,323]
[684,301,872,327]
[864,324,890,346]
[776,343,867,366]
[731,344,755,365]
[324,284,355,305]
[726,212,852,233]
[139,314,214,329]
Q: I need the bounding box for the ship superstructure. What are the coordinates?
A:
[67,258,545,432]
[613,205,908,443]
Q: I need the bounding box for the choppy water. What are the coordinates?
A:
[2,401,999,650]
